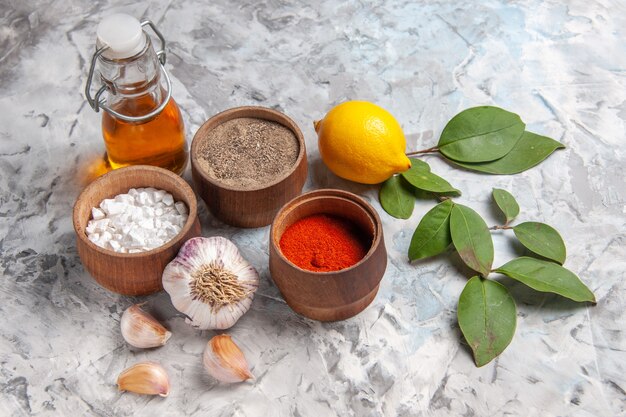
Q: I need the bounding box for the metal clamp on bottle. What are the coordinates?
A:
[85,19,172,123]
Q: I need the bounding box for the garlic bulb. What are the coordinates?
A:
[117,362,170,397]
[120,304,172,348]
[162,237,259,330]
[203,334,253,383]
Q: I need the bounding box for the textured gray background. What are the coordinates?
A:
[1,0,625,416]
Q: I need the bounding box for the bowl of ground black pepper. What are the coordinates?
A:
[269,189,387,321]
[191,106,307,228]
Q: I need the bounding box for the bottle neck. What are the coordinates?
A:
[98,35,163,106]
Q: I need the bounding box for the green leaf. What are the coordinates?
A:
[450,204,494,277]
[513,222,566,264]
[448,131,565,175]
[379,175,415,219]
[402,158,461,195]
[495,257,595,302]
[414,188,437,200]
[458,277,517,367]
[408,199,453,260]
[492,188,520,224]
[408,157,431,172]
[438,106,525,163]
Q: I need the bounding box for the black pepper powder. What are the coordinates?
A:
[197,117,299,189]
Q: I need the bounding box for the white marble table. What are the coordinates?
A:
[1,1,624,416]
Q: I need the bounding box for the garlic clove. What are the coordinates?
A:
[117,362,170,397]
[120,304,172,348]
[162,237,259,330]
[203,334,253,383]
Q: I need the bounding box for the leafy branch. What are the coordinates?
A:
[411,189,595,366]
[380,106,565,219]
[378,106,594,367]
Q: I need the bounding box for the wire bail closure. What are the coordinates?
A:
[84,20,172,123]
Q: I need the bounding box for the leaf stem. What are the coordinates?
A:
[406,146,439,156]
[489,225,513,230]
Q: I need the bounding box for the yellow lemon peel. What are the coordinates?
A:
[315,101,411,184]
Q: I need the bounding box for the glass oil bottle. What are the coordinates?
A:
[85,14,187,174]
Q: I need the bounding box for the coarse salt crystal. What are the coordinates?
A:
[154,189,166,202]
[130,208,144,223]
[85,223,97,235]
[91,218,111,232]
[141,206,155,218]
[91,208,105,220]
[137,191,151,206]
[104,201,127,215]
[99,199,113,212]
[114,194,134,204]
[109,240,122,252]
[128,227,146,244]
[139,218,154,230]
[162,193,174,206]
[174,202,188,215]
[145,238,162,247]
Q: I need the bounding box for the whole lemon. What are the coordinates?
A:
[314,101,411,184]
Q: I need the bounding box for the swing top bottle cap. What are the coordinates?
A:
[96,14,146,60]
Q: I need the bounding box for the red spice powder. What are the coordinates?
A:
[279,214,370,272]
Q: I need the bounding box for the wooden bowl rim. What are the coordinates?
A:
[190,106,307,192]
[72,165,199,259]
[270,188,384,276]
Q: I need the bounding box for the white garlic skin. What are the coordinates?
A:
[117,362,170,397]
[162,237,259,330]
[203,335,253,383]
[120,304,172,348]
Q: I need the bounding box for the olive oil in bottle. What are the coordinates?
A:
[86,14,188,175]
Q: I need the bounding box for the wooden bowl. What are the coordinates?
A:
[269,189,387,321]
[73,165,201,295]
[190,106,307,228]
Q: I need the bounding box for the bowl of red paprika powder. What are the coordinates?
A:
[269,189,387,321]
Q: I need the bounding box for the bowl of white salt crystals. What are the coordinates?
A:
[73,165,201,295]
